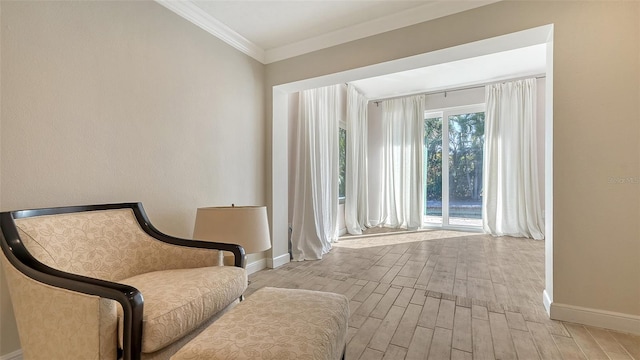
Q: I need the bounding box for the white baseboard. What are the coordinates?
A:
[339,227,347,236]
[550,302,640,335]
[0,349,22,360]
[245,258,267,275]
[542,289,552,316]
[266,253,290,269]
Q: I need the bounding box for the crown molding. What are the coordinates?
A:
[156,0,500,65]
[264,0,501,64]
[155,0,265,63]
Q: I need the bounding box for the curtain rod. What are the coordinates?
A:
[371,74,546,105]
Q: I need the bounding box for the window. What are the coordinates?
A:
[338,126,347,201]
[424,105,485,228]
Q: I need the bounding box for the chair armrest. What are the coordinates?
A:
[131,203,246,268]
[0,214,144,360]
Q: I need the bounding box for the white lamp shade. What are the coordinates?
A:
[193,206,271,254]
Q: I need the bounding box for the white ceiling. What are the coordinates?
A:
[192,1,426,50]
[156,0,500,63]
[351,43,547,100]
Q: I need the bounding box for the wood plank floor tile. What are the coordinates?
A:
[527,321,563,360]
[349,300,363,316]
[382,344,407,360]
[392,275,418,287]
[451,349,473,360]
[552,334,587,360]
[585,326,630,356]
[334,277,358,294]
[607,351,634,360]
[347,326,359,344]
[347,317,383,360]
[467,277,497,303]
[391,303,422,348]
[351,293,384,327]
[350,313,369,329]
[511,329,541,360]
[377,253,403,267]
[435,257,457,274]
[369,305,406,352]
[371,286,402,319]
[374,283,392,295]
[410,289,427,306]
[493,283,512,305]
[546,321,571,338]
[435,298,456,330]
[415,264,435,287]
[380,265,403,284]
[467,261,491,280]
[426,270,455,294]
[565,323,609,359]
[399,260,427,278]
[427,327,452,360]
[345,284,364,300]
[418,296,440,329]
[489,311,517,359]
[362,266,393,282]
[406,326,434,360]
[472,318,495,360]
[472,304,489,320]
[396,253,412,266]
[394,287,415,308]
[352,281,379,302]
[489,264,505,284]
[610,331,640,359]
[453,279,468,297]
[359,347,384,360]
[452,305,472,352]
[505,311,528,332]
[455,262,468,280]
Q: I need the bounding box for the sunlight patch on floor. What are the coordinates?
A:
[333,229,475,249]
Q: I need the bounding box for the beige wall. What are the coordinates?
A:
[0,0,265,355]
[267,1,640,318]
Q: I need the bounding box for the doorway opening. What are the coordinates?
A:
[270,24,554,314]
[424,105,485,229]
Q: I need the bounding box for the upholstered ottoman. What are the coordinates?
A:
[171,287,349,360]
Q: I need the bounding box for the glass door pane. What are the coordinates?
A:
[424,115,443,225]
[448,112,484,227]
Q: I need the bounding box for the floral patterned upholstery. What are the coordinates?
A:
[171,287,349,360]
[0,255,118,360]
[14,209,219,281]
[119,266,247,353]
[1,207,247,360]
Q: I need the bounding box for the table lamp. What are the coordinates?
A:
[193,205,271,267]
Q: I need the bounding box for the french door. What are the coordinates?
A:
[424,105,485,228]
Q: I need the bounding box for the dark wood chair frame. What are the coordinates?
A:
[0,202,245,360]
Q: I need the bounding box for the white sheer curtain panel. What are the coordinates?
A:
[345,84,370,235]
[379,95,425,230]
[483,78,545,239]
[291,85,340,260]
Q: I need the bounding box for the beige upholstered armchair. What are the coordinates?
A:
[0,203,248,360]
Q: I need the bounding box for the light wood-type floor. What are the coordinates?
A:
[246,230,640,360]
